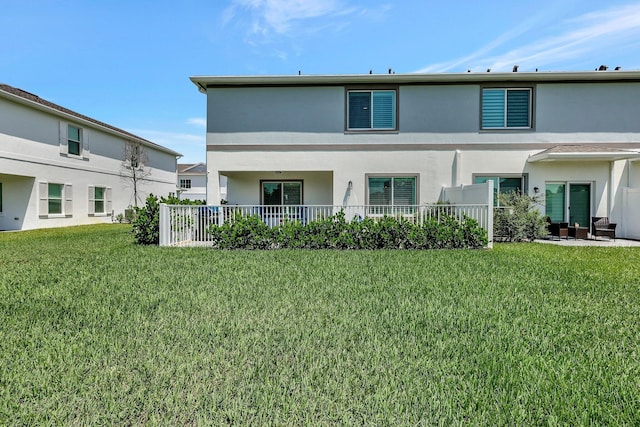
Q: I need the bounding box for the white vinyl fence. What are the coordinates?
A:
[622,187,640,240]
[159,182,494,248]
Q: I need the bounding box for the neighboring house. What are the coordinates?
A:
[190,71,640,239]
[177,162,207,201]
[0,84,181,231]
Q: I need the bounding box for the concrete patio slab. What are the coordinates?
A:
[535,237,640,247]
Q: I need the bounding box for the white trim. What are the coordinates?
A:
[528,151,640,162]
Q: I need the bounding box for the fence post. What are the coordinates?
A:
[159,203,169,247]
[486,181,494,249]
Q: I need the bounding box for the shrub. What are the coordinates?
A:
[209,211,488,250]
[132,194,161,245]
[132,195,204,245]
[494,192,548,242]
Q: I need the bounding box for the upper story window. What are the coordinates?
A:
[347,90,397,131]
[481,88,532,129]
[59,121,89,159]
[180,179,192,189]
[67,125,82,156]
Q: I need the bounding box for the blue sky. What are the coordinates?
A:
[3,0,640,163]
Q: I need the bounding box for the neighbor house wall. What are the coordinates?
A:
[0,93,177,230]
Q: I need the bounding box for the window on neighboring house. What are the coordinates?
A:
[68,125,82,156]
[481,88,532,129]
[261,181,302,205]
[180,179,192,189]
[88,186,112,216]
[39,182,72,217]
[473,175,525,206]
[130,144,140,168]
[367,175,417,212]
[347,89,397,130]
[48,183,63,214]
[60,122,89,158]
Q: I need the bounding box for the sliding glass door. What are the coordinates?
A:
[568,184,590,227]
[545,182,591,226]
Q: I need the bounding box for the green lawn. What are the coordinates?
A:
[1,225,639,425]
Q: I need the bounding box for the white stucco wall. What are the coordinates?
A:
[0,95,178,230]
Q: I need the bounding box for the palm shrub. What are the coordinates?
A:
[494,192,547,242]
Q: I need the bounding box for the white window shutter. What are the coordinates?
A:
[106,187,113,214]
[88,185,95,216]
[59,121,68,155]
[82,129,90,159]
[64,184,73,217]
[39,181,49,217]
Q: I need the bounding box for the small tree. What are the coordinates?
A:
[494,192,548,242]
[121,141,151,207]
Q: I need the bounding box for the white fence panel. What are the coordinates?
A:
[159,203,493,248]
[622,188,640,240]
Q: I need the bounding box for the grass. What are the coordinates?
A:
[1,224,639,425]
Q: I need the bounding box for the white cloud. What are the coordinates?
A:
[416,4,640,73]
[223,0,382,42]
[186,117,207,127]
[230,0,346,35]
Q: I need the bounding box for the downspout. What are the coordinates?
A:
[609,161,614,218]
[452,150,462,187]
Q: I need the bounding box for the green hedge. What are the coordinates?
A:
[208,210,488,250]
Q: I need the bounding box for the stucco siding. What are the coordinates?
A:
[207,86,344,133]
[536,83,640,133]
[400,85,479,133]
[0,93,178,230]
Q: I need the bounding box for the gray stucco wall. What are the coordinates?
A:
[399,85,479,133]
[207,87,344,133]
[207,81,640,136]
[536,83,640,133]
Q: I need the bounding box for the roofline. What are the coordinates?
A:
[190,70,640,92]
[0,85,182,157]
[528,151,640,163]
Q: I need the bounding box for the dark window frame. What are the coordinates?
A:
[480,86,535,131]
[260,180,304,205]
[345,85,399,133]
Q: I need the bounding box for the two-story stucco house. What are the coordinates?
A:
[0,84,181,231]
[190,71,640,239]
[177,162,207,201]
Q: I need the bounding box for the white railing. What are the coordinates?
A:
[159,204,493,248]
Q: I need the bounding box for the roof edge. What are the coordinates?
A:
[190,70,640,90]
[0,84,182,157]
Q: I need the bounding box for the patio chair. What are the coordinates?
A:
[591,217,616,240]
[548,222,569,240]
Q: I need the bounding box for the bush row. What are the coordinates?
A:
[208,210,488,250]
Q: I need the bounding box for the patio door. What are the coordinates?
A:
[545,182,591,226]
[568,183,590,227]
